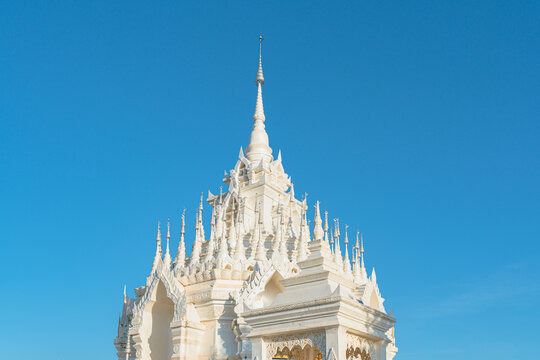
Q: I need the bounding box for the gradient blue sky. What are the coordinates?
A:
[1,1,539,359]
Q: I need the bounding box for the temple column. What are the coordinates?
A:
[325,326,346,360]
[251,337,266,360]
[170,322,183,360]
[376,340,388,360]
[130,331,144,360]
[170,320,205,360]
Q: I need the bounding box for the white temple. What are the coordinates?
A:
[115,38,398,360]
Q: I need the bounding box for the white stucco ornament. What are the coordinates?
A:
[114,37,397,360]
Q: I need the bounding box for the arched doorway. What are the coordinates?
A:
[142,281,174,360]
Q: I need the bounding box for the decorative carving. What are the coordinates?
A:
[174,292,187,322]
[131,265,186,326]
[265,331,325,360]
[234,262,284,314]
[345,333,374,360]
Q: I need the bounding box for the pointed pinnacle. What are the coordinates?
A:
[181,209,186,234]
[256,35,264,84]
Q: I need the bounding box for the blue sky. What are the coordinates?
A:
[1,1,539,359]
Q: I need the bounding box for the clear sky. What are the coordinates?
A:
[1,1,539,359]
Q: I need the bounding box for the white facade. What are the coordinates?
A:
[114,40,397,360]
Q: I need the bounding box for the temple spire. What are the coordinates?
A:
[228,212,238,254]
[334,219,343,269]
[297,208,309,262]
[174,209,186,269]
[353,230,362,282]
[254,201,266,261]
[360,233,367,281]
[272,204,282,258]
[233,213,246,262]
[313,201,324,241]
[205,212,217,263]
[190,210,202,265]
[343,225,352,277]
[246,36,272,163]
[151,221,162,272]
[198,192,206,241]
[164,218,172,268]
[324,211,329,247]
[278,208,288,258]
[330,226,335,255]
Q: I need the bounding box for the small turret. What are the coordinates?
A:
[254,202,267,261]
[233,213,246,262]
[228,210,237,253]
[272,204,282,258]
[296,209,309,262]
[278,208,289,259]
[343,225,352,277]
[173,209,186,269]
[353,230,362,282]
[151,221,162,273]
[163,218,172,269]
[190,210,202,265]
[216,216,230,263]
[312,201,324,241]
[360,233,368,281]
[330,226,335,255]
[334,219,343,269]
[228,212,238,255]
[198,193,205,241]
[204,212,217,263]
[324,210,329,247]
